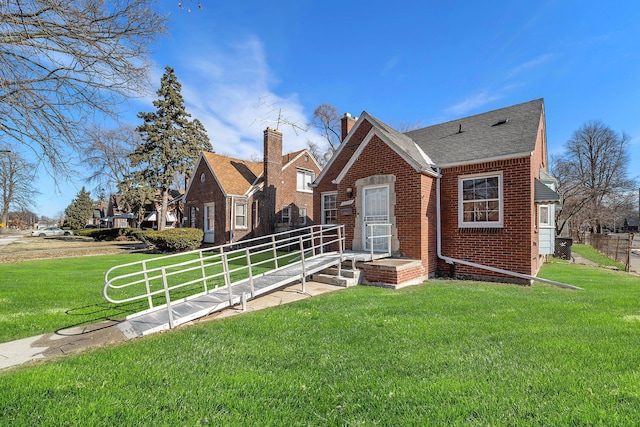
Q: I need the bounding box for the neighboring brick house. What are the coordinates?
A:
[140,189,184,229]
[184,127,321,244]
[105,194,136,228]
[313,99,560,285]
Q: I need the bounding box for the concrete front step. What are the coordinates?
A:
[312,268,361,287]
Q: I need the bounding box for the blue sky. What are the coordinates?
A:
[34,0,640,218]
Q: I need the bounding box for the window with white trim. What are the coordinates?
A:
[298,207,307,225]
[296,168,314,192]
[235,201,247,229]
[539,205,550,226]
[204,203,215,233]
[190,206,197,228]
[252,201,259,228]
[458,172,503,228]
[281,206,291,224]
[322,192,338,224]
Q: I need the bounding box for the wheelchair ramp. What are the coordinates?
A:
[116,252,344,338]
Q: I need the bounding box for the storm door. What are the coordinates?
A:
[362,185,390,252]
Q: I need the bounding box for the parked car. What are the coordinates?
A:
[31,227,73,237]
[602,229,612,236]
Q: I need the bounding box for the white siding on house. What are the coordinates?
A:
[538,204,555,255]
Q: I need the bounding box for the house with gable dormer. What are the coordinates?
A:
[313,99,560,286]
[184,127,321,244]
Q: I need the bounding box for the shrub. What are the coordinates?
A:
[139,228,203,253]
[74,228,137,241]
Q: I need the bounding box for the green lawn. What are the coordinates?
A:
[0,250,299,343]
[1,256,640,425]
[0,254,156,342]
[572,243,627,270]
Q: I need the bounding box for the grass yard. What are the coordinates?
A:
[0,249,300,343]
[572,243,627,270]
[1,257,640,425]
[0,254,157,342]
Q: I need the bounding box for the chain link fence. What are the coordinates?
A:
[585,233,636,272]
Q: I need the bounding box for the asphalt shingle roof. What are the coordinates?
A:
[534,179,561,203]
[202,150,307,196]
[364,113,436,173]
[404,99,544,166]
[203,152,263,196]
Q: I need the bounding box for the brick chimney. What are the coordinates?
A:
[262,127,282,234]
[341,113,357,141]
[263,127,282,190]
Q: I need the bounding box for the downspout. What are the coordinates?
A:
[435,168,581,291]
[229,196,234,244]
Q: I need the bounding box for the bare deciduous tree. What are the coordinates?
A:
[0,0,167,175]
[310,103,342,153]
[0,150,38,230]
[82,124,140,194]
[552,120,637,236]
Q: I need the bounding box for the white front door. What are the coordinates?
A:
[363,185,390,252]
[203,202,215,243]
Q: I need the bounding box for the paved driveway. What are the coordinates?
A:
[0,232,24,247]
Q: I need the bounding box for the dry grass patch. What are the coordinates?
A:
[0,235,145,263]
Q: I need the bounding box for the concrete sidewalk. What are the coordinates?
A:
[0,281,345,371]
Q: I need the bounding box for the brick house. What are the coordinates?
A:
[184,127,321,244]
[313,99,560,285]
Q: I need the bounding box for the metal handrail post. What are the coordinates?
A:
[245,248,255,297]
[142,260,153,310]
[271,235,278,269]
[320,226,324,254]
[337,226,343,277]
[161,267,175,329]
[222,252,233,305]
[369,224,374,259]
[299,235,306,293]
[310,227,317,257]
[199,251,208,293]
[387,223,392,256]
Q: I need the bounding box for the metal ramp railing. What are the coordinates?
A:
[104,225,346,337]
[344,223,393,268]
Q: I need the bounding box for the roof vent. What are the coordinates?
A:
[457,123,463,133]
[492,119,509,127]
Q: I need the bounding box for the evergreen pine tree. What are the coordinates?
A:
[64,187,94,229]
[129,66,212,230]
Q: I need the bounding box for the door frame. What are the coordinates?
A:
[362,184,390,252]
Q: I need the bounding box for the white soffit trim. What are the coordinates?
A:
[282,149,321,171]
[184,151,206,199]
[415,144,435,168]
[314,111,369,186]
[334,127,426,184]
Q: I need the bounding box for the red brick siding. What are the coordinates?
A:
[530,113,548,274]
[438,157,535,280]
[313,120,373,227]
[315,119,437,275]
[362,263,426,286]
[277,153,320,225]
[184,159,235,244]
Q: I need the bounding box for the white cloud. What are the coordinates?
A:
[382,56,400,74]
[444,91,503,116]
[507,53,555,78]
[154,36,325,160]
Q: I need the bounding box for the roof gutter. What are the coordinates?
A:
[435,168,582,290]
